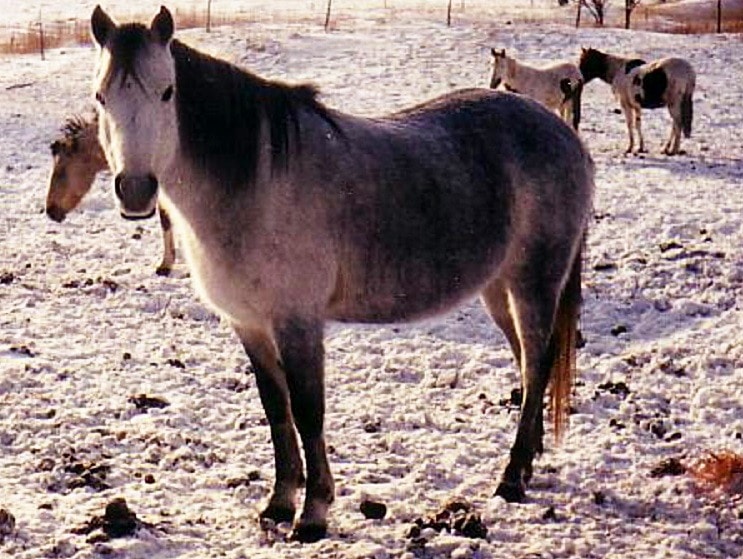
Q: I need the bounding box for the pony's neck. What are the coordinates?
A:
[504,57,523,86]
[602,54,630,84]
[82,117,108,173]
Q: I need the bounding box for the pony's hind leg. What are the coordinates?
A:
[663,103,683,155]
[276,316,334,542]
[155,205,176,276]
[493,263,567,502]
[634,107,646,153]
[236,326,304,526]
[481,278,521,367]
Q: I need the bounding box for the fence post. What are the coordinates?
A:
[717,0,722,33]
[38,20,45,61]
[325,0,332,31]
[206,0,212,32]
[447,0,453,26]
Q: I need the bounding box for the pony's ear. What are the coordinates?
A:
[91,5,116,47]
[151,6,174,45]
[50,140,62,156]
[490,47,496,57]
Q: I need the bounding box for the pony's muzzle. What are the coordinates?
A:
[46,204,67,223]
[114,173,158,220]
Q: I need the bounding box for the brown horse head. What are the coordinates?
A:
[46,114,107,222]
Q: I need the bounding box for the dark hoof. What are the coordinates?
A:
[155,266,172,277]
[290,522,327,543]
[260,504,295,525]
[494,481,525,503]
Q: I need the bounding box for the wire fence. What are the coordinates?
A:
[1,1,739,59]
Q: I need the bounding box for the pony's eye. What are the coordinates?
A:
[161,85,174,102]
[95,92,106,106]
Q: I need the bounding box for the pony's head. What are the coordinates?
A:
[46,114,107,222]
[578,47,607,83]
[489,48,508,89]
[91,5,178,220]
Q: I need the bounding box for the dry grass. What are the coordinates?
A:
[1,19,90,56]
[1,3,740,57]
[690,450,743,495]
[634,3,743,34]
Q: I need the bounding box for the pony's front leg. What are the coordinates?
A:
[276,317,334,542]
[236,326,304,526]
[155,205,176,276]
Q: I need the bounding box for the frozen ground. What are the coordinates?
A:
[0,2,741,558]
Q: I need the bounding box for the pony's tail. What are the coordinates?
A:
[681,92,693,138]
[571,80,583,131]
[550,241,582,442]
[560,78,583,131]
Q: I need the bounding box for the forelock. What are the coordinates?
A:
[106,23,151,83]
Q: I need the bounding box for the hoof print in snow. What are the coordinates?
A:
[659,240,684,253]
[541,506,558,521]
[610,324,628,336]
[407,499,487,542]
[650,457,687,478]
[596,381,630,399]
[128,394,170,411]
[593,261,617,272]
[359,499,387,520]
[0,508,16,541]
[0,272,15,285]
[363,420,381,434]
[46,456,111,494]
[592,491,606,506]
[9,345,36,357]
[73,498,144,541]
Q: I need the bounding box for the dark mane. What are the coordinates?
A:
[62,113,96,140]
[624,58,646,74]
[52,113,96,155]
[170,40,339,192]
[107,23,152,89]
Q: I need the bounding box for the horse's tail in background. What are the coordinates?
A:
[549,239,583,442]
[560,78,583,131]
[681,91,693,138]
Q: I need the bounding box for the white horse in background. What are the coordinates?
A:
[489,48,584,131]
[579,47,695,155]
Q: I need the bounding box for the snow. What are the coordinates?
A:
[1,2,742,558]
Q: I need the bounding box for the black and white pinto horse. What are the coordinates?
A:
[90,6,595,542]
[579,47,695,155]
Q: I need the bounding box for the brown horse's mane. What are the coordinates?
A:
[51,113,96,155]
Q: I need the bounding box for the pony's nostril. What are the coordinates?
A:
[46,205,66,223]
[114,173,124,200]
[147,174,158,193]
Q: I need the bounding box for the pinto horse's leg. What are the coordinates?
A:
[634,107,646,153]
[155,205,176,276]
[664,102,682,155]
[236,326,305,526]
[275,317,334,543]
[622,103,635,154]
[494,267,564,503]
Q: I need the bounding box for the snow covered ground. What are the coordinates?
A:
[0,2,741,558]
